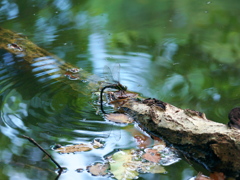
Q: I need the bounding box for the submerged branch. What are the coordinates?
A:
[20,135,63,172]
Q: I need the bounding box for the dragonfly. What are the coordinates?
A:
[100,65,127,114]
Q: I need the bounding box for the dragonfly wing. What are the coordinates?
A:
[111,64,120,84]
[103,65,115,83]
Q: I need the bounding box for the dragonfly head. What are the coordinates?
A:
[120,84,127,91]
[117,83,127,91]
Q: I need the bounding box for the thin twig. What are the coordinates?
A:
[20,135,63,172]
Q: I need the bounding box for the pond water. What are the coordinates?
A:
[1,0,240,180]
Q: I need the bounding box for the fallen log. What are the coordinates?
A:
[116,97,240,178]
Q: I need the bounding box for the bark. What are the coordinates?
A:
[118,98,240,178]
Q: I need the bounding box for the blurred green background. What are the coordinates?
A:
[1,0,240,179]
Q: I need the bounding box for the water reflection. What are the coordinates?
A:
[0,44,150,180]
[2,0,240,179]
[0,0,19,21]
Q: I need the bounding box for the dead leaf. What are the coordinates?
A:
[134,134,152,149]
[195,172,211,180]
[139,162,166,174]
[209,172,225,180]
[142,149,161,163]
[91,139,105,149]
[87,162,109,176]
[105,113,133,123]
[55,143,92,153]
[54,138,104,154]
[109,150,166,180]
[110,150,139,180]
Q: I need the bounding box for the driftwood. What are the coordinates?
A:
[115,97,240,178]
[1,27,240,178]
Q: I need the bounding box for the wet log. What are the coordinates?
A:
[117,98,240,178]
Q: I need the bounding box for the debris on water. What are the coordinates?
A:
[53,138,105,154]
[64,72,80,80]
[142,149,161,163]
[108,149,166,179]
[7,43,24,52]
[91,138,105,149]
[64,68,82,80]
[54,143,92,154]
[159,147,181,166]
[55,167,68,174]
[87,162,110,176]
[105,113,134,123]
[51,144,62,150]
[66,68,81,73]
[76,168,84,173]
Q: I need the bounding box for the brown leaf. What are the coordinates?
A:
[194,172,212,180]
[142,149,161,163]
[134,134,152,149]
[55,143,92,153]
[209,172,225,180]
[87,162,109,176]
[105,113,133,123]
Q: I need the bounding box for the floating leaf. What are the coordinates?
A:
[105,113,133,123]
[109,150,166,180]
[134,134,152,149]
[110,150,139,180]
[139,162,166,174]
[55,143,92,153]
[91,138,105,149]
[54,138,105,154]
[209,172,225,180]
[87,162,109,176]
[113,91,138,99]
[142,149,161,163]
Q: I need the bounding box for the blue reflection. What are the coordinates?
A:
[34,18,58,44]
[53,0,71,11]
[0,0,19,20]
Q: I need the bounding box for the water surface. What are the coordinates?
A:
[1,0,240,179]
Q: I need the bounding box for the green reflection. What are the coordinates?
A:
[1,0,240,179]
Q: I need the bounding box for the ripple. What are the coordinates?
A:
[0,50,116,144]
